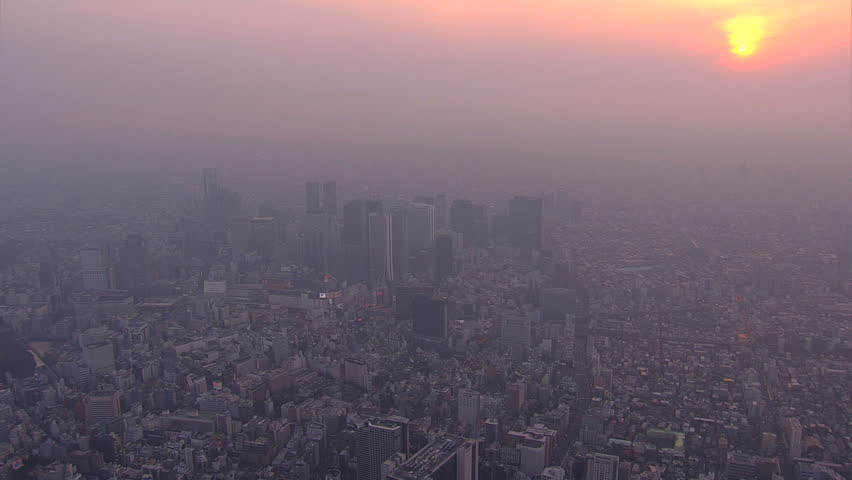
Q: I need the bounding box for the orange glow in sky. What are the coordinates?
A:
[341,0,848,66]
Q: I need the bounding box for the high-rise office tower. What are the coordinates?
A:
[435,234,455,282]
[201,167,242,218]
[85,391,122,425]
[184,446,195,474]
[435,194,448,230]
[506,382,526,415]
[367,205,394,286]
[724,453,757,480]
[343,199,369,246]
[407,203,435,252]
[784,417,802,458]
[306,181,323,214]
[457,389,480,431]
[202,168,220,203]
[323,181,338,215]
[117,234,149,298]
[484,418,500,444]
[508,196,544,251]
[586,454,619,480]
[500,312,533,351]
[450,199,475,248]
[391,208,409,282]
[540,288,577,323]
[388,434,477,480]
[470,203,490,248]
[343,199,370,282]
[285,223,305,265]
[570,199,584,226]
[80,247,110,291]
[344,358,370,390]
[306,181,338,214]
[302,213,340,275]
[412,195,434,206]
[357,419,407,480]
[250,217,278,260]
[519,438,547,476]
[412,295,448,339]
[542,192,556,250]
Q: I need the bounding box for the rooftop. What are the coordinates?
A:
[389,434,466,480]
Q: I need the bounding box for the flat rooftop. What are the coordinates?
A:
[390,434,466,480]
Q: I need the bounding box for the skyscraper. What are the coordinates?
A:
[457,389,480,431]
[202,168,219,203]
[306,181,323,213]
[724,453,757,480]
[343,199,370,282]
[391,208,409,282]
[435,194,448,230]
[450,199,475,248]
[412,195,434,205]
[367,204,394,286]
[323,181,338,215]
[344,358,370,390]
[80,247,110,291]
[412,295,448,339]
[343,199,369,246]
[784,417,803,458]
[303,213,341,275]
[435,234,455,282]
[117,234,149,298]
[407,203,436,252]
[508,196,543,251]
[357,419,407,480]
[586,454,619,480]
[306,180,338,214]
[500,312,533,352]
[250,217,277,260]
[470,203,490,248]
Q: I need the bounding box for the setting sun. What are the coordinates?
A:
[725,16,767,57]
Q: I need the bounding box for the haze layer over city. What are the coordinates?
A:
[0,1,849,480]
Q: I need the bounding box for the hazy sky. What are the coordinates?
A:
[1,0,850,178]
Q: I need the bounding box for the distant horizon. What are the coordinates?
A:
[1,0,850,177]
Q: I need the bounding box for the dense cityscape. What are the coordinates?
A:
[0,168,848,480]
